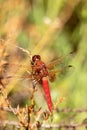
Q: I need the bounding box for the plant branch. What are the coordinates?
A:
[0,120,87,129]
[0,106,87,114]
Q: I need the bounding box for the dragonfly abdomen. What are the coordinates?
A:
[42,77,53,112]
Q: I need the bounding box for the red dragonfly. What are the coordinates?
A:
[6,46,72,112]
[15,46,73,112]
[30,54,72,112]
[31,54,53,112]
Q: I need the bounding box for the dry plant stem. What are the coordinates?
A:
[26,108,30,130]
[56,108,87,113]
[0,121,87,129]
[0,87,30,129]
[0,86,51,129]
[41,123,87,129]
[0,120,20,128]
[0,107,87,114]
[0,87,87,129]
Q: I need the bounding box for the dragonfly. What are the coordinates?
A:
[10,46,73,112]
[30,54,53,112]
[1,45,73,112]
[29,54,72,112]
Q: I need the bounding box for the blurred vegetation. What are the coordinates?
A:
[0,0,87,129]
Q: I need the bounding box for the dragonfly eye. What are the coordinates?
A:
[32,55,41,62]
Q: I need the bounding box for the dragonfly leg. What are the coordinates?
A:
[26,71,31,75]
[32,79,38,90]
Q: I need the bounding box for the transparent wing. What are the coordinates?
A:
[48,65,73,82]
[47,52,73,70]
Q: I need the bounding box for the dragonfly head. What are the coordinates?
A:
[32,55,41,62]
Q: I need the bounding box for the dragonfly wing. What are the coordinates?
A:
[48,69,62,82]
[48,65,73,82]
[47,52,73,70]
[47,58,61,70]
[34,84,48,111]
[2,72,33,86]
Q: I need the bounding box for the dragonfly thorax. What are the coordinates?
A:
[31,55,48,81]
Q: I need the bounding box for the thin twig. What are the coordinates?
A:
[41,123,87,129]
[0,106,87,114]
[26,107,30,130]
[0,120,20,128]
[56,108,87,113]
[0,120,87,129]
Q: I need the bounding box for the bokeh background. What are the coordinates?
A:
[0,0,87,129]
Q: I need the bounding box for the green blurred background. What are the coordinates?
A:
[0,0,87,129]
